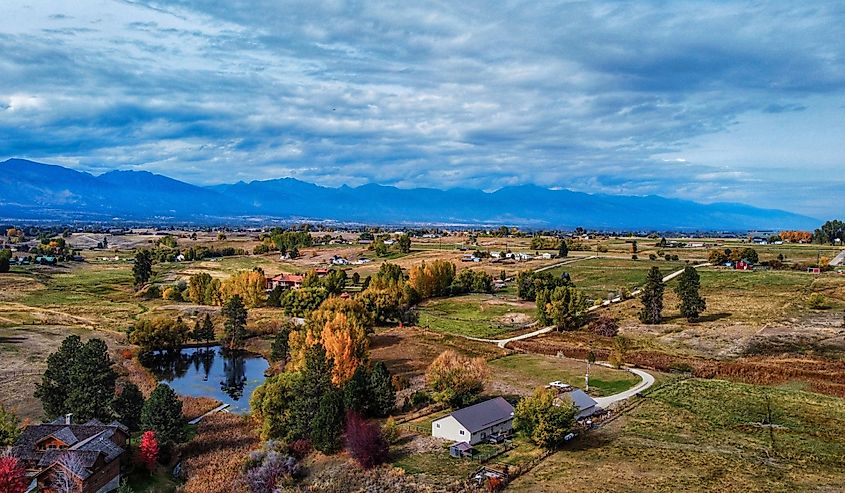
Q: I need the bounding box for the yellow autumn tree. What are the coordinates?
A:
[288,297,374,385]
[408,260,455,299]
[221,270,267,308]
[425,350,488,406]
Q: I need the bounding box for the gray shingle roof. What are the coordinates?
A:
[446,397,514,433]
[560,389,598,418]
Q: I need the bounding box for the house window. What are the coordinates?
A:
[459,430,464,435]
[436,423,440,428]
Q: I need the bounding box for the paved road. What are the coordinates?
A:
[594,365,655,408]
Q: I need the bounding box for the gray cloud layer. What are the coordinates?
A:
[1,1,843,217]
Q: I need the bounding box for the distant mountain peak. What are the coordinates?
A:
[0,158,819,229]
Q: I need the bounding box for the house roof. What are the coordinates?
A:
[13,420,127,466]
[443,397,514,433]
[559,389,598,418]
[451,441,473,452]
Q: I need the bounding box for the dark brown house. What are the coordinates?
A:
[12,415,129,493]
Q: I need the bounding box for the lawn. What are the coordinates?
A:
[547,257,688,301]
[416,294,537,338]
[488,353,640,397]
[510,379,845,492]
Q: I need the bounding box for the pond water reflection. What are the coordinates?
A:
[140,346,268,413]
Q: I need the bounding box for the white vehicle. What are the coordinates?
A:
[547,381,572,391]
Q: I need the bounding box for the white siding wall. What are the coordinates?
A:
[432,416,470,442]
[432,417,514,445]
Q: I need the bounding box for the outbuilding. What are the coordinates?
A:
[432,397,514,445]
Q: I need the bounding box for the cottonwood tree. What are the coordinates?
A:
[514,388,577,450]
[536,286,586,331]
[639,266,664,324]
[250,372,302,441]
[425,350,488,407]
[675,266,706,321]
[398,234,412,254]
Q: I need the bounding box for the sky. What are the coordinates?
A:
[0,1,843,218]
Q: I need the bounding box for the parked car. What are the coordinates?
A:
[487,433,508,444]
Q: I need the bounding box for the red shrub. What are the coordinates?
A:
[288,439,312,460]
[345,412,388,469]
[0,454,27,493]
[139,431,159,472]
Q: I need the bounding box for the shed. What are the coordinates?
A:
[449,441,474,458]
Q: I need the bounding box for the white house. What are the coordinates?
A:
[431,397,514,445]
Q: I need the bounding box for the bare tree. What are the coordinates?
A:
[50,453,86,493]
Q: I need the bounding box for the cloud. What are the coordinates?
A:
[0,0,843,217]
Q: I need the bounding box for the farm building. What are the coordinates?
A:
[12,415,129,493]
[735,260,753,271]
[432,397,514,445]
[558,389,600,419]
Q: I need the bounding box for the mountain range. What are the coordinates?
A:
[0,159,818,230]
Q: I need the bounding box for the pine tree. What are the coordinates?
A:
[65,338,118,422]
[112,383,144,431]
[193,314,215,344]
[132,250,153,288]
[558,240,568,258]
[343,365,370,415]
[290,344,334,439]
[675,266,706,321]
[36,336,117,422]
[638,266,664,324]
[35,335,82,419]
[270,324,291,363]
[141,384,185,445]
[0,404,20,447]
[367,362,395,417]
[139,431,159,473]
[311,389,345,454]
[221,295,248,349]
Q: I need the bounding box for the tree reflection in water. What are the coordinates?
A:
[219,349,248,400]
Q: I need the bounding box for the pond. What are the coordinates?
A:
[140,346,269,413]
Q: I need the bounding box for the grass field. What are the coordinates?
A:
[489,353,640,397]
[547,257,688,300]
[416,294,537,338]
[511,379,845,492]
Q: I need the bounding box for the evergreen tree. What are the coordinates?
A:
[639,266,664,324]
[675,266,706,321]
[193,314,215,344]
[35,336,117,422]
[270,323,291,363]
[221,295,248,349]
[112,383,144,431]
[65,339,118,422]
[141,384,185,445]
[367,361,395,417]
[558,239,568,258]
[35,335,83,419]
[132,250,153,288]
[290,344,333,439]
[343,365,370,415]
[310,389,345,454]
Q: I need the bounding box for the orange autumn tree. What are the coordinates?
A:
[425,350,489,407]
[288,297,373,385]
